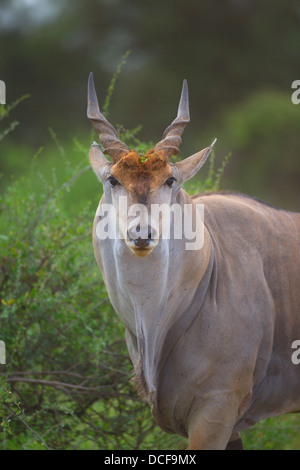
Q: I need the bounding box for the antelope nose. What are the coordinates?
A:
[134,237,151,249]
[128,224,154,249]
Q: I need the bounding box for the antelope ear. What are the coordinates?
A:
[173,138,217,184]
[89,143,111,182]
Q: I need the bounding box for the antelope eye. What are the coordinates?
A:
[165,177,176,187]
[107,176,120,187]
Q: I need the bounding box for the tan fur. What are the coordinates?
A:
[111,149,172,197]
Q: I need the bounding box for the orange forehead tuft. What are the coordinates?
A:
[111,149,172,192]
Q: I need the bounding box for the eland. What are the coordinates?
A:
[87,74,300,450]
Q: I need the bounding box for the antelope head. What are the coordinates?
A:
[87,73,216,257]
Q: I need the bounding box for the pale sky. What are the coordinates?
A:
[0,0,61,32]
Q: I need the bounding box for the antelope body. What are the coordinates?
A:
[87,74,300,450]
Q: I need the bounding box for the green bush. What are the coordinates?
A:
[217,90,300,210]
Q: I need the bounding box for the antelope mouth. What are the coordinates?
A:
[126,236,159,257]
